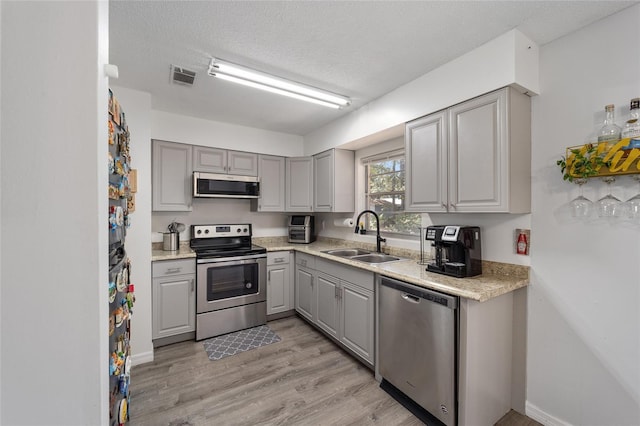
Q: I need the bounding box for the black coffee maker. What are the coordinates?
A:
[425,225,482,278]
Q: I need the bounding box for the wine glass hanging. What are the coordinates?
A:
[596,176,622,217]
[569,178,593,218]
[623,175,640,219]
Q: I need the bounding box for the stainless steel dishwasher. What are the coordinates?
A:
[379,276,458,426]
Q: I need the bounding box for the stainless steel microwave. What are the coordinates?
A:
[193,172,260,199]
[288,215,315,244]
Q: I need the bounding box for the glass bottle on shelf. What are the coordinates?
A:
[597,104,621,150]
[622,98,640,140]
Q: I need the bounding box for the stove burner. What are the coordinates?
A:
[189,223,265,259]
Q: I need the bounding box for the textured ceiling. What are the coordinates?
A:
[110,1,637,136]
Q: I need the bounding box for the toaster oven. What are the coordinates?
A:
[288,215,315,244]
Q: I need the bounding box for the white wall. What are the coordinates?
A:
[111,86,154,365]
[153,201,288,241]
[304,29,539,155]
[1,2,109,424]
[151,110,304,157]
[528,5,640,425]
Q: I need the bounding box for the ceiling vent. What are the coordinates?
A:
[171,65,196,86]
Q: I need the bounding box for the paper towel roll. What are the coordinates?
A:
[334,218,354,227]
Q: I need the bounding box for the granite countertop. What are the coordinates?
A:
[151,237,529,302]
[151,244,196,261]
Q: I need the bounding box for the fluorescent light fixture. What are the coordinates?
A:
[208,58,350,109]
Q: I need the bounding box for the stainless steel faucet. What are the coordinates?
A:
[355,210,386,253]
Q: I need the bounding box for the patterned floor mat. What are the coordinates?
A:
[202,325,281,361]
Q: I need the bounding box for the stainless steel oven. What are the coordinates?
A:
[190,224,267,340]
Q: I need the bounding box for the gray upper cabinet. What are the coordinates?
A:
[313,149,355,213]
[152,140,193,212]
[252,155,285,212]
[192,146,226,173]
[448,88,530,212]
[286,157,314,212]
[405,87,531,213]
[406,111,448,212]
[193,146,258,176]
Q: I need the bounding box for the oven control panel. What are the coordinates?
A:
[192,224,252,239]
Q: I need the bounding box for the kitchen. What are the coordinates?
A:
[1,2,640,426]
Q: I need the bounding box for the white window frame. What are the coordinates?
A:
[362,149,420,238]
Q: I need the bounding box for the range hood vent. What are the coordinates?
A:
[171,65,196,86]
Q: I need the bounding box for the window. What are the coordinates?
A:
[363,150,420,236]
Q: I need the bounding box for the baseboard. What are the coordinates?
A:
[131,350,154,366]
[526,401,573,426]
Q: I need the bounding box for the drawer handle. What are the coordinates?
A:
[301,259,307,267]
[274,258,285,263]
[166,267,182,274]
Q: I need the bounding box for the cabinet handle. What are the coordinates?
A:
[274,257,284,263]
[442,203,448,209]
[268,270,271,282]
[301,259,307,267]
[166,267,181,274]
[450,203,457,210]
[190,278,194,293]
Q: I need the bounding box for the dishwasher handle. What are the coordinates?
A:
[381,276,458,309]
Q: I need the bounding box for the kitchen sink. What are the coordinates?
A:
[322,248,371,257]
[350,254,401,264]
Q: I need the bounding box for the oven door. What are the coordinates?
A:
[196,255,266,314]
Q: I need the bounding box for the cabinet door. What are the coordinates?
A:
[152,274,195,339]
[449,89,508,212]
[340,282,374,365]
[267,264,290,315]
[405,111,448,212]
[295,266,314,321]
[313,150,334,212]
[315,273,340,338]
[256,155,285,211]
[152,140,193,211]
[228,150,258,176]
[286,157,314,212]
[193,146,227,173]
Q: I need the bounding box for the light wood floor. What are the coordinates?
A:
[130,316,540,426]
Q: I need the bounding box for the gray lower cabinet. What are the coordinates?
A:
[315,272,340,338]
[340,281,374,363]
[294,253,374,366]
[267,251,293,315]
[152,140,193,211]
[152,259,196,345]
[295,267,314,321]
